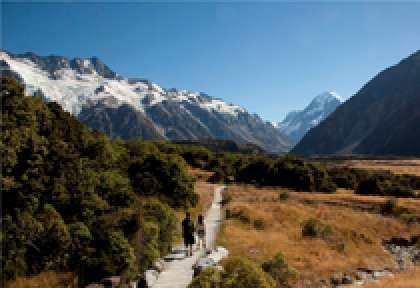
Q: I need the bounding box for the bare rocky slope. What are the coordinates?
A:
[292,50,420,156]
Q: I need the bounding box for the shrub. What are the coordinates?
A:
[253,218,266,230]
[188,267,221,288]
[415,239,420,250]
[142,198,180,255]
[319,181,337,193]
[262,252,297,286]
[226,207,251,224]
[381,198,398,215]
[221,191,233,206]
[384,184,417,198]
[279,191,289,200]
[399,213,417,224]
[189,258,275,288]
[356,175,417,198]
[356,177,386,196]
[222,257,275,288]
[301,218,333,238]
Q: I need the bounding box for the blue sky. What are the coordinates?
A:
[2,2,420,121]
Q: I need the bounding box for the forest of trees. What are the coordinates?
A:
[1,77,197,286]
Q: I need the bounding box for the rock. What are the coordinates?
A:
[153,259,166,272]
[342,274,353,284]
[100,276,120,288]
[207,246,229,263]
[193,246,229,277]
[145,269,159,287]
[386,237,411,246]
[372,270,392,279]
[353,279,366,286]
[331,272,344,285]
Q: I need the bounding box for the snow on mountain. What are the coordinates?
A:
[0,51,244,116]
[278,91,343,145]
[1,50,291,153]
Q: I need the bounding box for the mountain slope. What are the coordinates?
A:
[278,91,342,144]
[292,50,420,156]
[0,51,291,153]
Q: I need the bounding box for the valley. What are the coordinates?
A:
[2,3,420,287]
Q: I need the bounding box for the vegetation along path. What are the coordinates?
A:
[151,186,225,288]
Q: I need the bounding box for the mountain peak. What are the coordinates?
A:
[312,91,343,104]
[278,91,342,144]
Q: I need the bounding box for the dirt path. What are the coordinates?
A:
[151,186,225,288]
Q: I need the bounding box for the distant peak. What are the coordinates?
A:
[313,91,343,103]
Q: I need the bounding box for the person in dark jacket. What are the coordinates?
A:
[182,212,195,256]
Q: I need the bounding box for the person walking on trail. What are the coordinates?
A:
[182,212,195,257]
[197,214,206,250]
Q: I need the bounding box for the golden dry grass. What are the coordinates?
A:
[5,272,78,288]
[218,184,420,287]
[335,159,420,177]
[360,267,420,288]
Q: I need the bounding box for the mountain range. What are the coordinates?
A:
[293,50,420,156]
[2,49,419,156]
[0,51,291,153]
[277,91,343,144]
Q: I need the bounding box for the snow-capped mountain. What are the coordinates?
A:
[278,91,343,144]
[0,51,291,153]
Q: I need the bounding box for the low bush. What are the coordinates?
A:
[226,207,251,224]
[415,239,420,250]
[301,218,333,238]
[384,184,417,198]
[188,257,275,288]
[223,257,276,288]
[356,175,417,198]
[399,213,417,224]
[188,267,222,288]
[279,191,290,200]
[380,198,399,215]
[221,191,233,206]
[253,218,266,230]
[262,252,297,286]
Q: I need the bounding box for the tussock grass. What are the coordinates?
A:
[6,272,77,288]
[338,159,420,177]
[217,184,420,286]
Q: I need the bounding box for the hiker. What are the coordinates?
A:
[197,214,206,250]
[182,212,195,256]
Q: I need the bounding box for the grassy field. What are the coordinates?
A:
[217,184,420,287]
[5,272,77,288]
[326,158,420,177]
